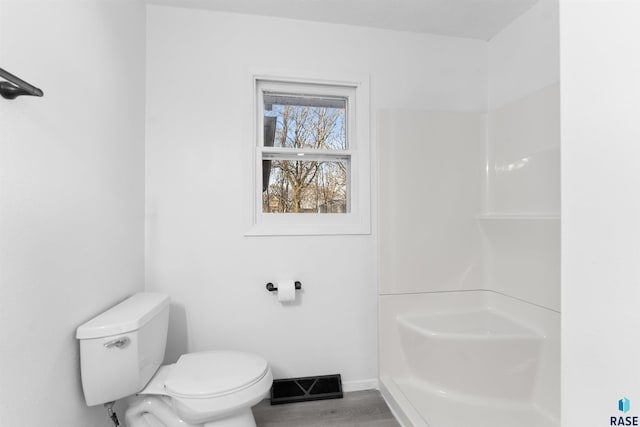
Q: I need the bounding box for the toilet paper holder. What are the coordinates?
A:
[266,281,302,292]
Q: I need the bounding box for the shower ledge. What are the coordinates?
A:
[476,213,559,220]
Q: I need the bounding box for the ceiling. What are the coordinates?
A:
[147,0,538,41]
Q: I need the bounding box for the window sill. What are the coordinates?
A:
[245,217,371,236]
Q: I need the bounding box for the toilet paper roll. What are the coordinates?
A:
[277,280,296,302]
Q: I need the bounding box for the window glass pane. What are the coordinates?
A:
[264,93,347,150]
[262,159,348,213]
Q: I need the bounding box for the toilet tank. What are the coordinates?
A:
[76,293,170,406]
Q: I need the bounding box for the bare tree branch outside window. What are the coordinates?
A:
[262,98,348,214]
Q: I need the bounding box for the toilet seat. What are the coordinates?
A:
[165,351,270,399]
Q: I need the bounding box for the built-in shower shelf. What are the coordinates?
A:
[476,213,560,220]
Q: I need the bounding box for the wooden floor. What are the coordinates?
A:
[252,390,401,427]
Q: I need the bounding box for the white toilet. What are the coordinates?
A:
[76,292,273,427]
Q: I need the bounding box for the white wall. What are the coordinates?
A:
[561,1,640,425]
[486,0,559,215]
[487,0,560,110]
[481,84,560,311]
[483,0,560,311]
[378,110,485,295]
[145,5,487,388]
[0,1,146,426]
[486,85,560,215]
[377,0,560,310]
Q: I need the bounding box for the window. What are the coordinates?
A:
[248,76,370,235]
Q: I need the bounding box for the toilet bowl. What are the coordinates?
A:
[76,293,273,427]
[125,351,273,427]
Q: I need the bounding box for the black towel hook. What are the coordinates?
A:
[0,67,44,100]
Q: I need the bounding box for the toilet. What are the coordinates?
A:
[75,292,273,427]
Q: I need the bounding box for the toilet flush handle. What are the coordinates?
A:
[104,337,130,349]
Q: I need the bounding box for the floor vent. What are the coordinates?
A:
[270,374,343,405]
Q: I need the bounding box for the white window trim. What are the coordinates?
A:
[246,73,371,236]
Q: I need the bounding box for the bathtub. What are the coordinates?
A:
[379,290,559,427]
[398,309,541,400]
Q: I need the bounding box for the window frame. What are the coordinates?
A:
[246,74,371,236]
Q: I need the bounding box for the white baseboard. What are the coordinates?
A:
[341,378,379,392]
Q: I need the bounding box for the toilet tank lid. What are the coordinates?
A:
[76,293,170,339]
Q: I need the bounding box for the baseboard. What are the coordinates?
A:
[341,378,379,392]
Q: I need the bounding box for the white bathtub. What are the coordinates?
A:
[398,310,541,401]
[379,291,559,427]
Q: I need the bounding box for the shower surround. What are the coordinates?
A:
[377,83,560,426]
